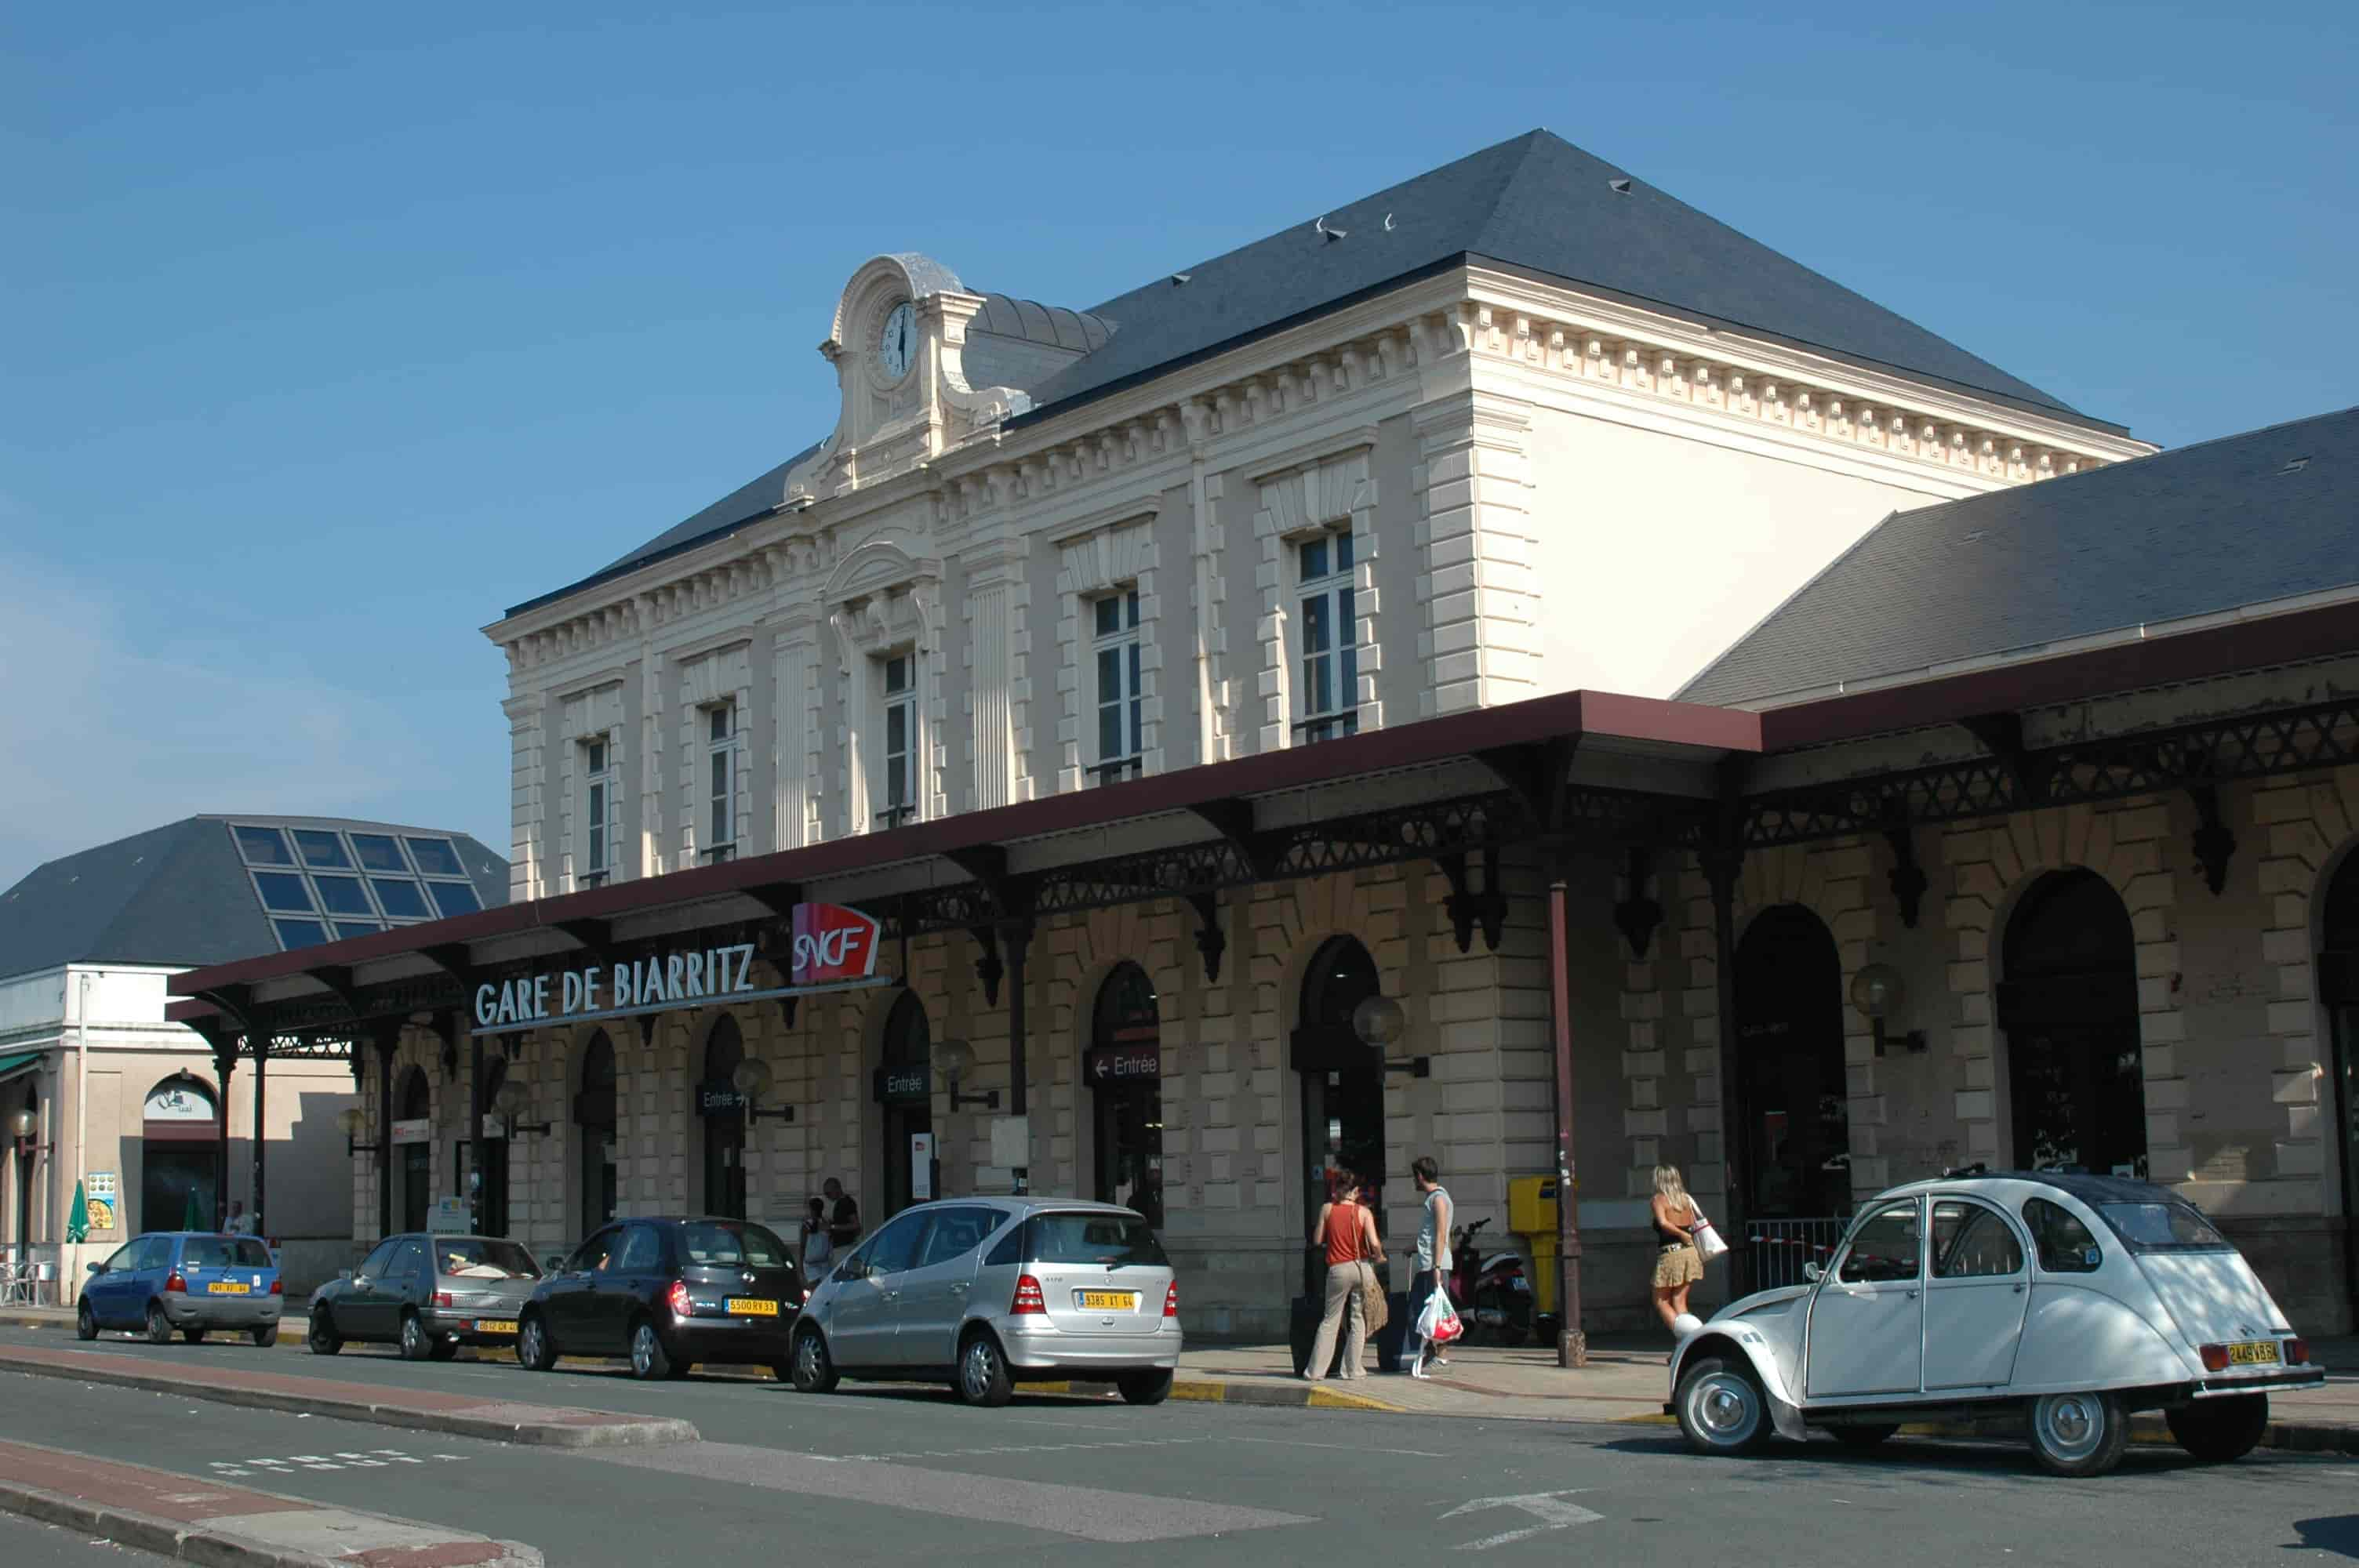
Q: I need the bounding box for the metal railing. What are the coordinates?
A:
[1736,1217,1848,1295]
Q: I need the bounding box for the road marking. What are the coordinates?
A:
[1228,1434,1449,1459]
[1440,1489,1604,1551]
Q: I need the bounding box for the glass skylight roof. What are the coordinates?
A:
[231,823,487,952]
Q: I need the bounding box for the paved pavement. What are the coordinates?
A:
[2,1341,2353,1566]
[0,1509,169,1565]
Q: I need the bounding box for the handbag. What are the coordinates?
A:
[1691,1210,1729,1263]
[1355,1261,1388,1333]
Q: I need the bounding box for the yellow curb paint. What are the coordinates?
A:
[1306,1387,1406,1413]
[1169,1382,1227,1403]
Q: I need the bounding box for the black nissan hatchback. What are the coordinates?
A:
[515,1216,805,1381]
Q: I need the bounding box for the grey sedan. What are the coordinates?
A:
[308,1232,542,1360]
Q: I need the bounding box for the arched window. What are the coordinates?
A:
[394,1067,432,1232]
[139,1075,218,1233]
[576,1033,618,1230]
[1733,906,1850,1219]
[1089,964,1162,1225]
[1999,869,2143,1177]
[876,992,931,1218]
[700,1016,747,1221]
[1292,936,1384,1280]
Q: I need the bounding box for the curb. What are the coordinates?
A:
[1,1354,699,1449]
[1622,1409,2358,1457]
[0,1475,542,1567]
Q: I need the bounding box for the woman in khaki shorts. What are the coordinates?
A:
[1649,1163,1703,1334]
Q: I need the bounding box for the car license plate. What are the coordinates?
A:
[206,1282,249,1295]
[1078,1290,1136,1312]
[475,1319,518,1336]
[726,1298,778,1316]
[2226,1340,2280,1366]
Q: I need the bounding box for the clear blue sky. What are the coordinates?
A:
[4,2,2353,890]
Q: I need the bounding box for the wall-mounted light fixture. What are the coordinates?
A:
[6,1106,40,1151]
[336,1106,367,1156]
[932,1040,1000,1111]
[1353,995,1430,1078]
[730,1059,795,1125]
[1849,963,1928,1056]
[493,1079,554,1137]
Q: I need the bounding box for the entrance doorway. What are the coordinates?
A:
[2320,853,2359,1323]
[1292,937,1385,1295]
[395,1069,431,1232]
[1732,906,1852,1219]
[576,1033,618,1232]
[474,1057,510,1236]
[1089,963,1163,1226]
[1998,869,2145,1176]
[876,992,932,1218]
[700,1016,747,1221]
[140,1076,218,1232]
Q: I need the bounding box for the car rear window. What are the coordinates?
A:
[2096,1200,2230,1253]
[679,1221,793,1269]
[182,1237,271,1269]
[436,1239,540,1279]
[1027,1213,1169,1268]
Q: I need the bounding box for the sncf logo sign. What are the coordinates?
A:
[792,902,881,986]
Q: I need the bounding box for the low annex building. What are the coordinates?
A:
[165,132,2357,1340]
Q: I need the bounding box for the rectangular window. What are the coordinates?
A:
[581,737,614,887]
[1295,530,1359,744]
[704,702,736,862]
[878,655,916,829]
[1091,589,1143,786]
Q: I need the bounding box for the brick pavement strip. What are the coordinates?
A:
[0,1437,541,1566]
[0,1345,698,1450]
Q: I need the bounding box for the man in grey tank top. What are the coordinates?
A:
[1407,1156,1452,1377]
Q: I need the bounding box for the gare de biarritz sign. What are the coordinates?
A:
[470,901,887,1035]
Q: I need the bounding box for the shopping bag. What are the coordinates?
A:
[1420,1284,1464,1345]
[1692,1213,1729,1263]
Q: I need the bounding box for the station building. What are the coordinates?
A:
[165,132,2358,1338]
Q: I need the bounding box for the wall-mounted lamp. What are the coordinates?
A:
[6,1106,39,1149]
[1849,963,1928,1056]
[730,1059,796,1124]
[933,1040,1000,1111]
[1353,995,1430,1078]
[336,1106,367,1156]
[493,1079,554,1136]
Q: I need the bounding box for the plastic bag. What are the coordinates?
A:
[1419,1283,1464,1345]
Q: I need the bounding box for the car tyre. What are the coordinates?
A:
[1118,1370,1173,1406]
[76,1301,98,1341]
[2027,1391,2129,1477]
[251,1324,278,1348]
[1830,1424,1899,1450]
[516,1313,558,1373]
[628,1319,672,1381]
[307,1308,343,1356]
[1674,1355,1771,1457]
[398,1311,434,1363]
[183,1327,209,1345]
[957,1327,1014,1408]
[790,1326,838,1394]
[144,1303,173,1345]
[2165,1395,2267,1463]
[428,1336,459,1362]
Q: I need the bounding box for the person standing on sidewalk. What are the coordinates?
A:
[823,1178,862,1251]
[1405,1156,1452,1377]
[1303,1171,1379,1381]
[1650,1163,1703,1338]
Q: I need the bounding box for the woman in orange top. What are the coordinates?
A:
[1303,1171,1380,1381]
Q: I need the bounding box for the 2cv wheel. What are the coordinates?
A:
[2026,1391,2128,1477]
[1674,1356,1771,1457]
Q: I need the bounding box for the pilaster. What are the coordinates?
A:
[1411,387,1539,717]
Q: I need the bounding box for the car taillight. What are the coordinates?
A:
[1012,1274,1046,1316]
[1164,1281,1179,1319]
[165,1272,187,1294]
[2199,1343,2230,1372]
[2287,1338,2310,1367]
[666,1279,692,1318]
[271,1279,283,1295]
[433,1291,453,1308]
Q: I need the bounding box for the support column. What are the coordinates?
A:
[210,1040,238,1231]
[375,1023,398,1241]
[1003,917,1034,1192]
[249,1033,268,1237]
[1704,845,1746,1234]
[1547,867,1587,1368]
[468,1033,487,1231]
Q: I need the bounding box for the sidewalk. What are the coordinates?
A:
[0,1436,541,1566]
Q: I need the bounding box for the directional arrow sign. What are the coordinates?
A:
[1440,1490,1603,1552]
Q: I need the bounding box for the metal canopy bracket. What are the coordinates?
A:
[1186,798,1278,879]
[969,924,1005,1007]
[1611,846,1662,959]
[1438,847,1507,954]
[741,880,804,918]
[1186,891,1226,984]
[1883,812,1928,930]
[552,918,613,967]
[418,944,471,978]
[2188,781,2237,895]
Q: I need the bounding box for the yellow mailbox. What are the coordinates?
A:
[1507,1175,1569,1319]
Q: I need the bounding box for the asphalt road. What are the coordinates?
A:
[2,1325,2353,1565]
[0,1508,169,1564]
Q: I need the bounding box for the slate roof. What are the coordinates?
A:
[514,129,2120,619]
[0,817,510,985]
[1675,406,2359,709]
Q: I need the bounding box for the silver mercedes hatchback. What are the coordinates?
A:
[791,1196,1181,1406]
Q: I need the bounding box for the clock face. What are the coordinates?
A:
[878,301,916,380]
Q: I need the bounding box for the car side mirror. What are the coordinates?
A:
[542,1254,565,1274]
[1802,1262,1822,1283]
[85,1261,106,1276]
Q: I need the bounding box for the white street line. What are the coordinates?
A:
[1229,1434,1449,1458]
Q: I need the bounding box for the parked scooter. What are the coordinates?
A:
[1448,1218,1535,1345]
